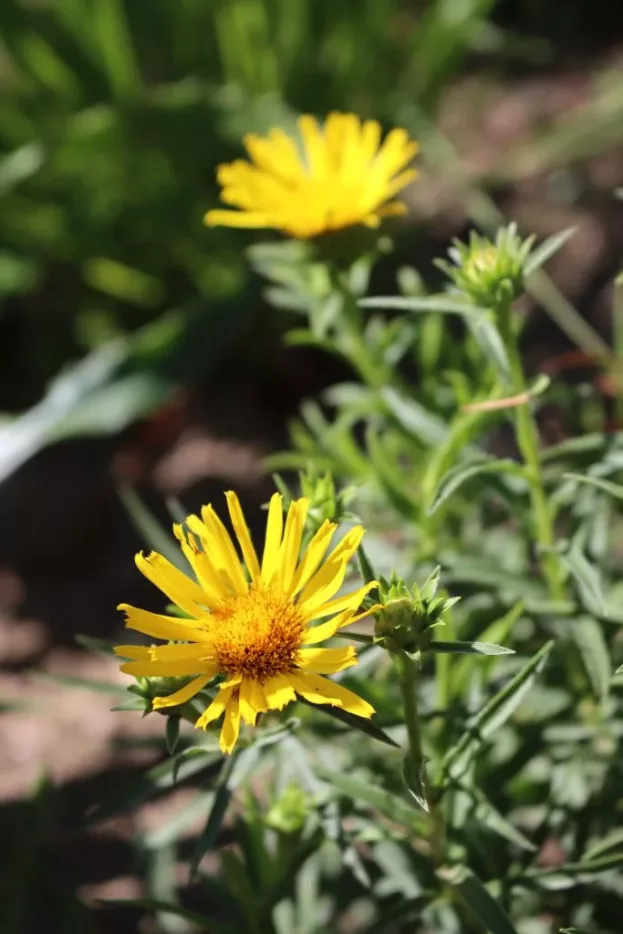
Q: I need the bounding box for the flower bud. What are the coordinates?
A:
[436,223,535,307]
[374,569,459,656]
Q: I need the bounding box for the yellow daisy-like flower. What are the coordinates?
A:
[115,492,377,754]
[204,112,419,239]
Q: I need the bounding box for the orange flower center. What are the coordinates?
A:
[209,586,307,681]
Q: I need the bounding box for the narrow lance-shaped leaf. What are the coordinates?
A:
[563,471,623,503]
[558,545,604,615]
[381,385,448,447]
[316,767,428,832]
[360,294,487,316]
[297,696,400,748]
[442,641,554,780]
[428,456,526,515]
[428,641,514,656]
[570,615,611,702]
[582,828,623,862]
[403,752,429,813]
[524,228,577,277]
[438,865,519,934]
[467,313,511,384]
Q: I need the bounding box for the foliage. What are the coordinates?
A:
[66,211,623,934]
[3,3,623,934]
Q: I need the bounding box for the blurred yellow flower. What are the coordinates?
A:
[115,492,376,754]
[204,112,419,239]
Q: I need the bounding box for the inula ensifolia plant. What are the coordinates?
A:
[97,115,623,934]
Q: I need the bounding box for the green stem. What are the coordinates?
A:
[396,652,444,864]
[331,270,392,390]
[397,652,425,775]
[499,306,564,601]
[613,276,623,427]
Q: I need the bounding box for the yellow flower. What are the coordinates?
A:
[115,492,377,754]
[204,112,419,239]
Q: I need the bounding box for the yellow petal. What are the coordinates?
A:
[121,658,217,677]
[152,674,213,709]
[262,673,296,710]
[298,115,327,179]
[298,558,349,615]
[383,168,419,200]
[301,603,379,644]
[220,694,242,754]
[238,678,266,725]
[135,551,209,619]
[309,581,378,621]
[297,526,364,610]
[328,526,365,565]
[290,672,374,718]
[225,491,261,582]
[118,604,213,644]
[261,493,284,584]
[204,209,275,229]
[244,131,305,184]
[195,680,239,729]
[200,505,249,595]
[290,519,336,594]
[278,497,309,592]
[173,525,226,606]
[297,645,356,674]
[376,201,408,218]
[146,643,215,661]
[114,644,150,660]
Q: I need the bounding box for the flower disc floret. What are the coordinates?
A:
[115,491,377,753]
[204,112,419,239]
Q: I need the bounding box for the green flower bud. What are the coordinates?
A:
[374,568,459,656]
[265,784,313,835]
[436,223,535,307]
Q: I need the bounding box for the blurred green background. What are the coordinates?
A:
[0,1,622,932]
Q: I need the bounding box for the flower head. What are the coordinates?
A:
[205,112,419,239]
[115,492,377,753]
[436,224,535,307]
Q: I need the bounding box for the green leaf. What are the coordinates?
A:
[524,228,577,277]
[93,0,141,98]
[403,752,429,812]
[33,672,125,695]
[583,828,623,862]
[142,791,216,850]
[467,314,511,384]
[459,782,536,853]
[380,385,448,447]
[360,294,487,316]
[357,544,378,587]
[366,426,420,521]
[570,615,611,702]
[317,768,427,831]
[540,434,607,463]
[563,472,623,503]
[428,641,514,656]
[112,695,150,713]
[442,641,554,779]
[522,853,623,889]
[452,602,525,696]
[118,485,187,571]
[438,865,518,934]
[87,747,220,825]
[165,716,181,755]
[188,727,293,879]
[428,456,525,514]
[75,634,117,657]
[559,546,605,615]
[297,696,400,748]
